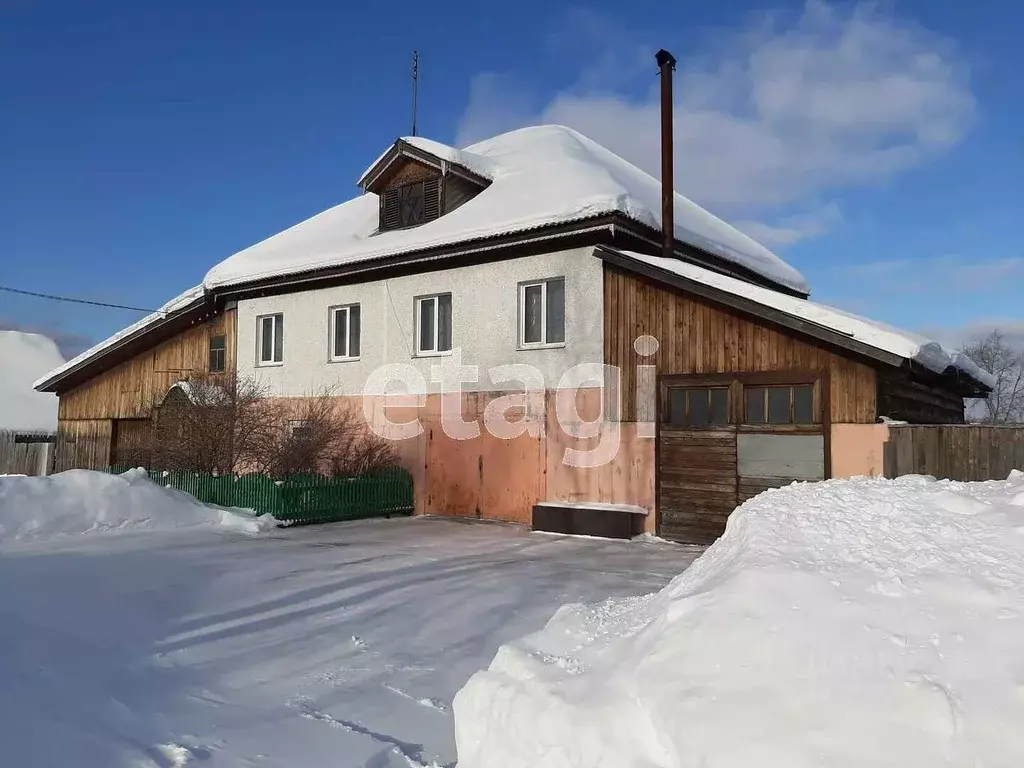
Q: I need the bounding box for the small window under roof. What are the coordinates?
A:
[380,178,441,231]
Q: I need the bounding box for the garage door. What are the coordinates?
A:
[657,376,826,544]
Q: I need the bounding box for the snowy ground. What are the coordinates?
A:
[455,473,1024,768]
[0,475,697,767]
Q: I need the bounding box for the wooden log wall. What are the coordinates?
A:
[877,368,965,424]
[58,309,235,422]
[604,265,878,424]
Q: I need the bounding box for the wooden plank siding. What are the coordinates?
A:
[53,309,235,470]
[658,426,738,544]
[53,419,113,472]
[604,265,878,424]
[59,309,235,422]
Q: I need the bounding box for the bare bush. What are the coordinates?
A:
[152,377,399,477]
[153,373,284,474]
[267,388,398,478]
[961,330,1024,424]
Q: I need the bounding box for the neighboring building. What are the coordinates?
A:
[1,330,63,433]
[34,125,991,542]
[1,330,64,475]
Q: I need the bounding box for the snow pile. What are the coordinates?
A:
[614,250,995,388]
[205,125,808,294]
[0,330,64,431]
[0,469,276,543]
[454,473,1024,767]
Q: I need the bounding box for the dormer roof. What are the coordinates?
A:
[358,137,492,194]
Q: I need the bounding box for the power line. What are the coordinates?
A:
[0,284,160,314]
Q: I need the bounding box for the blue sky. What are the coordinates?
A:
[1,0,1022,357]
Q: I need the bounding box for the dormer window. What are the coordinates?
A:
[380,178,440,232]
[362,139,490,234]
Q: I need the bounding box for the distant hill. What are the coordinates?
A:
[0,331,65,432]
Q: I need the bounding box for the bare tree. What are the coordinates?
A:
[961,330,1024,424]
[153,373,284,474]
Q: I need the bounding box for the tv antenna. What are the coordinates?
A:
[411,50,419,136]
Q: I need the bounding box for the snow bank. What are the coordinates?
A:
[615,250,995,388]
[454,474,1024,767]
[0,469,276,543]
[0,331,64,431]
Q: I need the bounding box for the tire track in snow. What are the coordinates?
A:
[382,683,449,713]
[288,699,450,768]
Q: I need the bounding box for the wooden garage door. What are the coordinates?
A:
[657,375,827,544]
[658,424,738,544]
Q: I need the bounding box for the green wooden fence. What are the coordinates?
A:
[107,466,415,524]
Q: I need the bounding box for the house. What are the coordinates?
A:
[33,125,991,543]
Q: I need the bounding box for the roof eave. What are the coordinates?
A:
[34,295,211,394]
[610,219,809,299]
[594,245,906,370]
[217,216,621,299]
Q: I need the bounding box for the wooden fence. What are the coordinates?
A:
[107,466,415,524]
[884,425,1024,482]
[0,431,55,476]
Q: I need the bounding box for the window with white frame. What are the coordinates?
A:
[257,313,284,365]
[519,277,565,347]
[329,304,361,361]
[415,294,452,355]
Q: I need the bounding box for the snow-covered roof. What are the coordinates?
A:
[358,135,498,187]
[33,285,205,391]
[1,331,65,431]
[205,125,808,294]
[611,249,995,389]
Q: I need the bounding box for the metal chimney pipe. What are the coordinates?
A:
[655,48,677,261]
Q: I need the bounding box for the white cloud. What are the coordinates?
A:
[920,320,1024,352]
[735,202,843,247]
[456,1,974,243]
[845,255,1024,293]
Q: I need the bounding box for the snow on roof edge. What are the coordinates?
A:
[613,249,994,390]
[33,285,206,391]
[202,208,620,290]
[358,136,498,188]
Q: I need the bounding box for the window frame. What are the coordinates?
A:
[743,383,818,426]
[328,303,361,363]
[414,293,453,357]
[208,334,227,374]
[666,386,730,428]
[518,276,566,349]
[379,178,441,232]
[256,313,284,367]
[288,419,312,442]
[657,371,826,433]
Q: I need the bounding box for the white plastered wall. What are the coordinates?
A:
[235,246,605,397]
